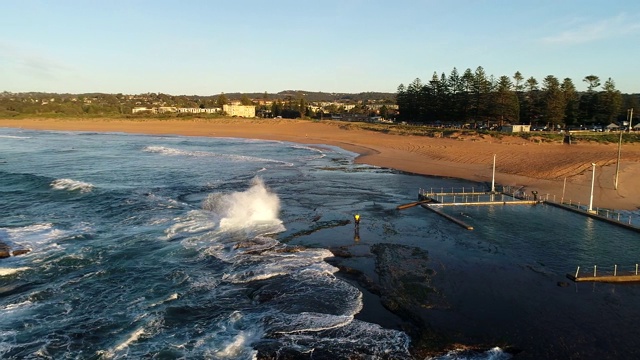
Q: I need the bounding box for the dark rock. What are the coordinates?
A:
[336,265,381,295]
[0,242,9,259]
[328,246,352,258]
[12,249,31,256]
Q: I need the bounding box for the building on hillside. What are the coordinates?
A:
[367,104,399,110]
[132,107,221,114]
[501,124,531,133]
[223,104,256,118]
[157,107,177,113]
[254,99,273,106]
[177,107,221,114]
[132,107,154,113]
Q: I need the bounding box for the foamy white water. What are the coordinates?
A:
[0,267,30,276]
[143,145,293,166]
[50,178,94,193]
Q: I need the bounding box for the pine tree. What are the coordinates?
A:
[600,77,622,124]
[541,75,565,127]
[561,78,578,126]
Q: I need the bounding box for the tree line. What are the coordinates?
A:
[0,91,394,119]
[396,66,638,127]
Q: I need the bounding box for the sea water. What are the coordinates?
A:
[0,128,639,359]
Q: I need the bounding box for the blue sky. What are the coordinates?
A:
[2,0,639,95]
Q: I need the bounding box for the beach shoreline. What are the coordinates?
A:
[2,117,639,210]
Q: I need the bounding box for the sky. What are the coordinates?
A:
[2,0,640,95]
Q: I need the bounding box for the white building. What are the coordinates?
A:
[223,104,256,118]
[501,124,531,133]
[176,107,221,114]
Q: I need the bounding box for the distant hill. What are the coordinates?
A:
[220,90,396,102]
[0,90,398,117]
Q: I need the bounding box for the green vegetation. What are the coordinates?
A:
[327,120,640,144]
[0,90,396,119]
[396,67,638,129]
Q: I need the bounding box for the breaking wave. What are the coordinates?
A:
[428,347,512,360]
[143,145,293,166]
[50,178,94,193]
[0,135,31,139]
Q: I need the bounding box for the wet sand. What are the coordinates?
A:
[2,117,640,210]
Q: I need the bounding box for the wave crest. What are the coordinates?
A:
[203,177,281,229]
[50,178,94,193]
[144,146,293,166]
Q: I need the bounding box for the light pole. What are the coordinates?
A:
[628,108,634,133]
[614,117,624,190]
[491,154,496,193]
[588,163,596,213]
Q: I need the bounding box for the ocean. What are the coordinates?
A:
[1,127,639,359]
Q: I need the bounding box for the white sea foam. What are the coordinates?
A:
[1,223,62,250]
[204,311,261,360]
[0,300,34,312]
[211,330,260,359]
[0,223,91,261]
[275,318,411,358]
[143,145,293,166]
[0,135,31,139]
[51,178,94,193]
[222,248,338,284]
[0,267,30,276]
[428,347,511,360]
[272,313,354,334]
[149,293,180,308]
[112,327,146,353]
[205,177,282,230]
[289,144,327,160]
[165,210,220,240]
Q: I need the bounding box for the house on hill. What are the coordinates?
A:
[223,104,255,118]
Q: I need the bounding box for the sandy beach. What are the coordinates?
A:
[2,117,640,210]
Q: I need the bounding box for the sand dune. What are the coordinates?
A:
[2,117,639,210]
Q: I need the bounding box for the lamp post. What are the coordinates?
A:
[614,129,622,190]
[491,154,496,193]
[588,163,596,213]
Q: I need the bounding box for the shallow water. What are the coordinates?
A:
[0,128,639,359]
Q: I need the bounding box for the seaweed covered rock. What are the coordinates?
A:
[0,242,10,259]
[0,241,31,258]
[371,243,443,312]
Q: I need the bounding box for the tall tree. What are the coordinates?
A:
[407,78,424,122]
[439,72,450,120]
[493,75,519,124]
[513,71,525,93]
[599,77,622,123]
[461,68,475,121]
[561,78,578,126]
[448,67,464,120]
[217,93,228,107]
[583,75,601,92]
[426,71,448,121]
[523,77,540,123]
[472,66,491,121]
[541,75,565,127]
[580,75,601,122]
[240,95,253,105]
